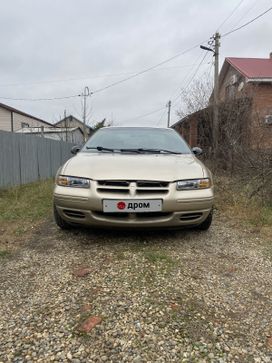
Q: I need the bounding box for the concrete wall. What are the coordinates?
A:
[0,130,75,188]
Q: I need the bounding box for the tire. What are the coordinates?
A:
[53,205,72,230]
[196,210,213,231]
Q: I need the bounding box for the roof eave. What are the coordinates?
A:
[0,102,53,126]
[247,78,272,83]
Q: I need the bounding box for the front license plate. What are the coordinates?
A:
[103,199,162,213]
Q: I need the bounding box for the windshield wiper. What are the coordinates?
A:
[119,148,141,153]
[119,148,180,154]
[86,146,116,152]
[136,148,182,154]
[85,146,181,154]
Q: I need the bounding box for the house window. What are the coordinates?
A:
[225,85,236,100]
[21,122,30,128]
[264,115,272,125]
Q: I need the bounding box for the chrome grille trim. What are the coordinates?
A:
[96,180,169,195]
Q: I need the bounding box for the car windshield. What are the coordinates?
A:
[81,127,191,154]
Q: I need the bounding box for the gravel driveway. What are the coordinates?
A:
[0,216,271,363]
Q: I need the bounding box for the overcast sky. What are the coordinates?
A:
[0,0,271,127]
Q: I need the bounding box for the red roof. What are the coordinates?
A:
[226,57,272,79]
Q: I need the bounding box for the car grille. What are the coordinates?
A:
[93,211,172,220]
[96,180,169,195]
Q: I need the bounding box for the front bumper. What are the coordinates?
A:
[53,182,214,228]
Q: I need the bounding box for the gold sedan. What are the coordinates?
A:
[53,127,214,230]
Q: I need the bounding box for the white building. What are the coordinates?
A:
[55,115,93,137]
[0,102,52,132]
[16,126,84,144]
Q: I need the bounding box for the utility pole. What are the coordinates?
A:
[213,32,220,154]
[167,100,171,128]
[82,86,90,142]
[200,32,220,154]
[64,109,68,142]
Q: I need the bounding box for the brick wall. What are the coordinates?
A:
[248,84,272,149]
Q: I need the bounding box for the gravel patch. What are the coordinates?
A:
[0,216,271,362]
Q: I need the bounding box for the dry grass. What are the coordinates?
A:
[0,179,54,251]
[215,175,272,233]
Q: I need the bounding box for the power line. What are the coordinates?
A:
[0,63,210,88]
[156,52,207,125]
[92,5,272,97]
[230,0,259,29]
[217,0,245,30]
[123,107,165,123]
[0,94,81,101]
[0,43,209,101]
[2,5,271,106]
[171,51,211,108]
[221,5,272,37]
[110,4,272,126]
[128,55,206,125]
[92,43,208,95]
[156,51,212,126]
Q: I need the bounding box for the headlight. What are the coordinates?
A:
[56,175,90,188]
[176,178,211,190]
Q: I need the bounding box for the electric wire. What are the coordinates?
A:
[156,51,211,126]
[221,5,272,37]
[123,107,166,123]
[112,4,272,125]
[217,0,245,30]
[156,52,206,126]
[230,0,260,28]
[91,43,208,95]
[167,50,211,120]
[0,64,209,88]
[0,94,81,101]
[0,42,209,102]
[1,4,271,108]
[0,43,210,102]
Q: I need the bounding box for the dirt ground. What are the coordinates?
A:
[0,214,271,363]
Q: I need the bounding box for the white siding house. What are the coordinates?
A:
[0,102,52,132]
[16,127,84,144]
[55,115,93,136]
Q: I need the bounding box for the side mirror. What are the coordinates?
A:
[71,145,81,155]
[192,147,203,156]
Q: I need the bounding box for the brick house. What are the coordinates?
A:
[172,53,272,151]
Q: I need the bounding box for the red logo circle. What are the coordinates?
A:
[117,201,126,210]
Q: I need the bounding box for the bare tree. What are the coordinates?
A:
[177,74,213,119]
[176,77,272,204]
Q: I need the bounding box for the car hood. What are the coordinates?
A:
[62,153,205,181]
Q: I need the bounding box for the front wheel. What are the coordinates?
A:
[53,205,72,230]
[196,210,213,231]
